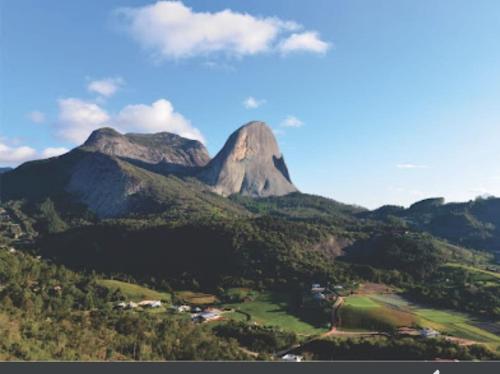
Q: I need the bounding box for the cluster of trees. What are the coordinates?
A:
[5,191,499,345]
[297,336,499,361]
[36,214,354,290]
[214,321,298,354]
[407,266,500,320]
[0,249,250,361]
[364,196,500,254]
[343,232,447,281]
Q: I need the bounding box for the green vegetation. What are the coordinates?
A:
[339,296,418,332]
[174,291,218,305]
[97,279,171,303]
[224,291,328,335]
[297,335,499,361]
[231,192,365,224]
[339,293,500,350]
[364,196,500,255]
[0,248,250,361]
[444,263,500,281]
[407,263,500,320]
[214,320,298,353]
[222,288,259,303]
[3,167,500,361]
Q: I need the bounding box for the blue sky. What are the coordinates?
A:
[1,0,500,208]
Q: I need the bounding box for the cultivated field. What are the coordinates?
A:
[339,289,500,350]
[224,291,328,335]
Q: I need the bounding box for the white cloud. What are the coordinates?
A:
[115,1,328,60]
[41,147,69,158]
[113,99,205,143]
[281,115,304,128]
[0,139,69,166]
[0,142,37,164]
[278,32,330,55]
[28,111,46,124]
[87,77,124,97]
[56,97,204,144]
[396,163,428,169]
[243,96,265,109]
[57,98,111,144]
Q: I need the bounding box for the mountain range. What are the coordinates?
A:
[0,121,297,218]
[0,120,499,324]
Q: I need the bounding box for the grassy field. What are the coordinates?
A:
[343,296,379,308]
[444,263,500,281]
[342,292,500,349]
[224,291,328,336]
[175,291,218,305]
[340,295,418,332]
[97,279,171,303]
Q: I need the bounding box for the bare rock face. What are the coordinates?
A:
[66,151,145,217]
[83,127,210,168]
[199,121,298,197]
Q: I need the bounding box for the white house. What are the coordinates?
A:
[420,328,440,338]
[138,300,162,308]
[192,311,221,323]
[281,354,303,362]
[116,301,138,309]
[116,302,127,309]
[173,305,191,313]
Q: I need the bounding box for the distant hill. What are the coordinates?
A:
[0,167,12,174]
[361,196,500,254]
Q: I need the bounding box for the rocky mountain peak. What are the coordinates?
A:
[82,127,210,168]
[198,121,297,197]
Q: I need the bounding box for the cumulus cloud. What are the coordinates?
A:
[0,139,69,166]
[41,147,69,158]
[113,99,205,143]
[56,97,204,144]
[115,1,328,60]
[57,98,111,144]
[278,32,330,54]
[396,163,428,169]
[87,77,124,97]
[281,115,304,128]
[28,111,46,124]
[243,96,265,109]
[0,142,37,164]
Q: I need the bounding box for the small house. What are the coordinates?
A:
[173,305,191,313]
[192,311,221,323]
[138,300,162,308]
[281,354,303,362]
[116,301,138,309]
[115,302,128,309]
[420,328,440,338]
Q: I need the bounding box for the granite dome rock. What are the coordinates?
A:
[199,121,298,197]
